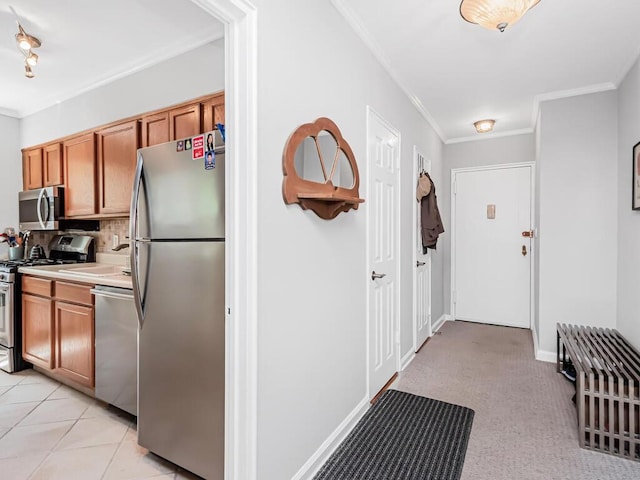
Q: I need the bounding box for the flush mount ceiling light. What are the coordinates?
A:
[460,0,541,32]
[9,6,42,78]
[474,119,496,133]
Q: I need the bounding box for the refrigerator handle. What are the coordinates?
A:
[130,155,146,329]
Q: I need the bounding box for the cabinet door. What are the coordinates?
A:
[43,143,63,187]
[54,301,94,388]
[63,133,97,217]
[22,294,54,369]
[141,112,170,147]
[97,120,140,214]
[202,93,225,132]
[22,148,43,190]
[169,103,201,140]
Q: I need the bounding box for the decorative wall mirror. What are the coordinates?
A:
[282,117,364,220]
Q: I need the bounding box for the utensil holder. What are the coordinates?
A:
[8,246,24,260]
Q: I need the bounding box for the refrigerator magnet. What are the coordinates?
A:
[205,150,216,170]
[184,138,192,150]
[176,140,184,152]
[192,135,204,160]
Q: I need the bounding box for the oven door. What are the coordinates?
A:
[0,280,15,372]
[0,281,15,349]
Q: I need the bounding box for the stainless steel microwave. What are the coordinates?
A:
[18,186,64,231]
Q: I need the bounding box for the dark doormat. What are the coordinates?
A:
[314,389,475,480]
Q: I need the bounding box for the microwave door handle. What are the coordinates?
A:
[37,188,46,229]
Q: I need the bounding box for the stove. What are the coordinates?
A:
[0,234,95,373]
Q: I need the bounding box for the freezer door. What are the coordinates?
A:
[135,140,225,239]
[137,241,225,480]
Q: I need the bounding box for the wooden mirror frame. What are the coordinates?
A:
[282,117,364,220]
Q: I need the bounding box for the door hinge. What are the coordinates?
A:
[453,180,457,195]
[453,291,457,304]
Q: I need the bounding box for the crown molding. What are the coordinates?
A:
[331,0,446,143]
[530,82,617,128]
[445,127,534,145]
[0,108,20,118]
[15,30,224,119]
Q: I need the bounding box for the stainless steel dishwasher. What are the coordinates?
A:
[91,285,137,416]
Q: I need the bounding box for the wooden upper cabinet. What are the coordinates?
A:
[202,93,225,132]
[22,148,43,190]
[43,143,63,187]
[63,133,97,217]
[141,112,170,147]
[97,120,140,214]
[170,103,201,140]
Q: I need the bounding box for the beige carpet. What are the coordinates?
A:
[392,320,640,480]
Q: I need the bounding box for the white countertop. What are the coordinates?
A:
[19,262,133,289]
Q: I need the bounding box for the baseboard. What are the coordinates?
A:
[431,314,450,334]
[536,349,556,363]
[530,325,556,363]
[400,350,416,371]
[291,395,370,480]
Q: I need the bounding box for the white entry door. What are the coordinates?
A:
[452,164,533,328]
[367,107,400,400]
[414,147,431,351]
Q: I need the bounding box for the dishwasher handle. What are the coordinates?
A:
[90,288,134,301]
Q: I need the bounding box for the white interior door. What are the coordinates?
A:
[367,107,400,400]
[452,164,533,328]
[414,148,431,351]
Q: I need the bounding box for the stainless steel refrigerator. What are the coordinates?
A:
[130,130,225,480]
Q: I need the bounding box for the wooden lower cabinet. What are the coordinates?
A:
[22,276,95,390]
[22,294,54,369]
[55,301,95,387]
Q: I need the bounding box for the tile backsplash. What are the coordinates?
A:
[28,218,130,258]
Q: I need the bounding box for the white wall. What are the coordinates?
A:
[252,1,442,478]
[537,91,618,355]
[616,57,640,349]
[0,114,21,259]
[442,134,536,314]
[20,40,224,147]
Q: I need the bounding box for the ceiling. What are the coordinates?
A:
[0,0,223,118]
[3,1,640,143]
[334,0,640,142]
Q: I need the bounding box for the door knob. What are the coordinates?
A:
[522,245,527,256]
[416,261,426,267]
[371,270,387,280]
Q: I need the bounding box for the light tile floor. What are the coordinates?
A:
[0,368,202,480]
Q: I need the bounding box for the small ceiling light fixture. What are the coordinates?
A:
[9,6,42,78]
[460,0,541,32]
[16,24,41,51]
[26,51,38,66]
[474,119,496,133]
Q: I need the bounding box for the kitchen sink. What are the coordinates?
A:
[62,265,127,277]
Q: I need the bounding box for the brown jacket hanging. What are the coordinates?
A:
[419,172,444,252]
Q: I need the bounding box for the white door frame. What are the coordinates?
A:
[193,1,258,478]
[450,162,536,329]
[412,146,432,351]
[365,106,402,399]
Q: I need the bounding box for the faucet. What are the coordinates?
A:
[112,243,130,252]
